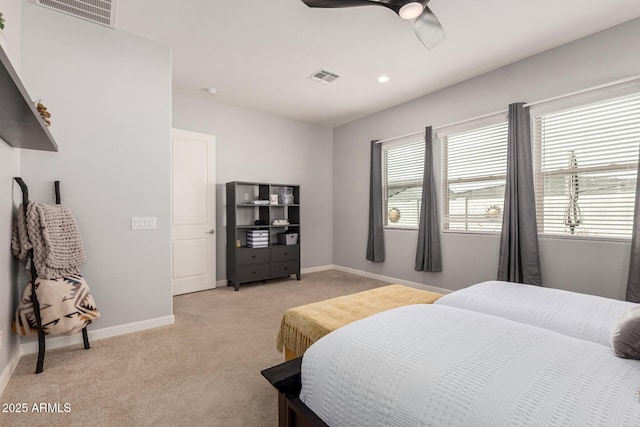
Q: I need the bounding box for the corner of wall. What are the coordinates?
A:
[0,144,22,397]
[0,344,21,397]
[0,0,24,385]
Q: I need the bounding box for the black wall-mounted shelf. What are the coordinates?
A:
[0,44,58,152]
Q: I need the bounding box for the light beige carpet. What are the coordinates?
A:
[0,270,388,427]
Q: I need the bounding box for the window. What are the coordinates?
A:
[382,140,424,228]
[442,122,508,232]
[534,93,640,239]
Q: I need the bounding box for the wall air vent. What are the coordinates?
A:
[36,0,116,28]
[308,69,340,85]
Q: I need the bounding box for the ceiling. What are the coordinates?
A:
[113,0,640,127]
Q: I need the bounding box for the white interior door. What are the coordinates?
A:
[171,129,216,295]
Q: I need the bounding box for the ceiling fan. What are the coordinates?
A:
[300,0,445,50]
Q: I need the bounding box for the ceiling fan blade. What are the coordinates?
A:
[301,0,381,8]
[413,5,445,50]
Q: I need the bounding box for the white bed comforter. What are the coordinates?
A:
[435,280,636,348]
[300,304,640,427]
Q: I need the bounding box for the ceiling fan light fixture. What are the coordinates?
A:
[399,2,424,20]
[300,0,445,50]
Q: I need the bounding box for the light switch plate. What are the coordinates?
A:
[131,217,157,230]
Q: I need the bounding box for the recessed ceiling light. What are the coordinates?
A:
[378,76,390,83]
[203,87,218,94]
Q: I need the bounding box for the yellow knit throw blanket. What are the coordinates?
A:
[276,284,442,357]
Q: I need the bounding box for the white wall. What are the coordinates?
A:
[0,143,20,391]
[333,18,640,300]
[172,90,334,281]
[0,0,23,392]
[18,3,172,333]
[0,0,21,66]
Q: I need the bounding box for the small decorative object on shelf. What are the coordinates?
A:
[0,11,6,51]
[251,199,270,205]
[34,100,51,127]
[0,43,58,151]
[282,187,294,205]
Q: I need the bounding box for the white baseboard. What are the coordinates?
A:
[215,264,451,294]
[333,265,453,295]
[0,347,22,397]
[20,315,175,355]
[301,264,335,274]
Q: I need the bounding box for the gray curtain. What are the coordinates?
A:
[626,144,640,302]
[497,103,543,285]
[366,140,385,262]
[415,127,442,272]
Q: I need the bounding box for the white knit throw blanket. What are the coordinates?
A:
[11,202,86,279]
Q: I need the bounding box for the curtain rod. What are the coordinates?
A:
[376,74,640,145]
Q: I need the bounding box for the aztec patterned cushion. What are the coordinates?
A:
[13,275,99,337]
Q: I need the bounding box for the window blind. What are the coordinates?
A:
[442,122,508,232]
[382,140,424,227]
[534,92,640,239]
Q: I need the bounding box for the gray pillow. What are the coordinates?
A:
[610,306,640,359]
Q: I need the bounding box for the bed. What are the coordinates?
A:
[299,304,640,426]
[262,283,640,427]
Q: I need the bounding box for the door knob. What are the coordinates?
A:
[208,229,215,234]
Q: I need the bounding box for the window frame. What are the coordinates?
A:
[381,137,425,230]
[531,84,640,242]
[439,114,509,235]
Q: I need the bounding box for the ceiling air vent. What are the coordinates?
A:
[308,69,340,85]
[36,0,116,28]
